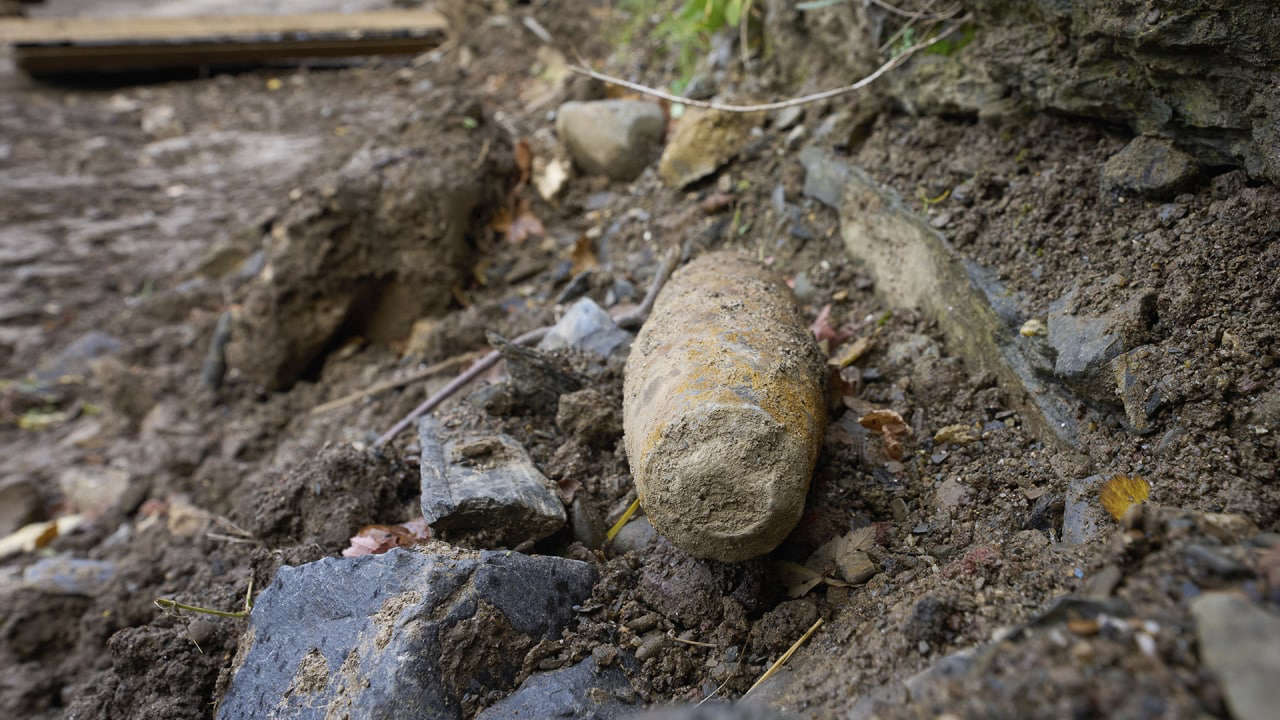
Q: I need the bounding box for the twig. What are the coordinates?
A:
[155,578,254,619]
[743,618,824,697]
[372,326,549,448]
[310,352,480,415]
[374,251,679,448]
[867,0,957,21]
[878,0,946,54]
[205,531,259,545]
[568,17,965,113]
[668,633,717,648]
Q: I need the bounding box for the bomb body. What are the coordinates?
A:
[623,252,826,562]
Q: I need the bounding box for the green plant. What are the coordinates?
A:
[654,0,757,91]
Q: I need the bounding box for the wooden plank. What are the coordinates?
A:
[0,10,449,74]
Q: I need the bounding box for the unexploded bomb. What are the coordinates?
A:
[623,251,826,562]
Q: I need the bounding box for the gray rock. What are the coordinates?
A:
[419,418,566,545]
[1191,592,1280,720]
[1062,474,1109,545]
[1048,289,1157,406]
[217,546,596,720]
[22,555,115,595]
[773,106,804,131]
[610,517,658,555]
[538,297,632,359]
[0,478,43,535]
[556,100,666,181]
[570,496,606,549]
[904,647,975,702]
[798,145,852,210]
[1111,345,1163,434]
[35,331,122,384]
[492,333,584,414]
[476,656,636,719]
[1101,136,1199,199]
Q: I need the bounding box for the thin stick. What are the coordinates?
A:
[743,618,824,697]
[568,18,964,114]
[372,326,549,448]
[605,497,641,543]
[154,578,255,619]
[374,250,679,448]
[668,635,717,648]
[310,352,480,415]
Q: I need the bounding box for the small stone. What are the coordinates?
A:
[22,555,115,595]
[555,100,666,181]
[934,478,970,511]
[1183,544,1253,583]
[0,478,43,536]
[659,108,761,188]
[1192,592,1280,720]
[610,517,657,555]
[476,656,635,720]
[799,146,853,209]
[538,297,631,359]
[773,106,804,131]
[418,418,566,545]
[635,632,667,662]
[570,496,606,549]
[891,498,909,522]
[1101,136,1198,199]
[1063,474,1109,545]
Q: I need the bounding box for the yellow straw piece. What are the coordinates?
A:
[605,497,642,543]
[744,617,824,697]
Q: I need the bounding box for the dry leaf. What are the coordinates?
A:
[570,235,599,275]
[514,139,533,187]
[774,560,827,599]
[829,336,872,368]
[342,519,432,558]
[859,409,912,460]
[507,207,545,245]
[933,424,977,445]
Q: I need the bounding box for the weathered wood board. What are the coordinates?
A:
[0,10,448,74]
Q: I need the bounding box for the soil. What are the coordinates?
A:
[0,1,1276,719]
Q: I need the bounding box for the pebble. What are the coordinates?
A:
[659,109,760,188]
[22,555,116,595]
[611,516,658,555]
[476,656,635,720]
[0,478,43,536]
[538,297,632,360]
[1191,592,1280,720]
[1101,136,1199,199]
[555,100,666,181]
[1062,474,1108,545]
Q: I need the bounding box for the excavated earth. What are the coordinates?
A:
[0,1,1276,719]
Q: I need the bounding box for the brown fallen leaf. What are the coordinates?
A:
[829,336,872,368]
[514,139,533,188]
[342,518,432,558]
[570,235,599,275]
[859,409,912,460]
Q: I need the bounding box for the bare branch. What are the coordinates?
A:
[568,15,965,114]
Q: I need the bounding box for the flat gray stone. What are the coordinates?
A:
[217,546,596,720]
[1101,136,1199,199]
[477,656,636,719]
[556,100,665,181]
[1063,474,1109,545]
[1191,592,1280,720]
[799,145,852,210]
[538,297,631,360]
[419,418,566,545]
[22,555,115,595]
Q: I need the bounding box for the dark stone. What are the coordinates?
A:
[476,656,636,719]
[798,146,852,210]
[1101,136,1199,199]
[217,547,596,720]
[419,417,566,545]
[489,332,584,414]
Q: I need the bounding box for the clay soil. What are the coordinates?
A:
[1,1,1276,719]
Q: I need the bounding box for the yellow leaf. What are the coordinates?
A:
[1099,474,1150,521]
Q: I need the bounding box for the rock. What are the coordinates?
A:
[659,109,761,188]
[903,647,975,702]
[638,546,721,626]
[934,478,970,511]
[0,478,43,535]
[1062,474,1109,545]
[200,310,233,390]
[610,517,657,555]
[555,100,666,181]
[476,656,636,720]
[835,153,1080,447]
[798,146,852,210]
[419,418,566,545]
[58,466,131,518]
[570,496,606,549]
[1110,345,1162,434]
[218,547,596,720]
[773,106,804,131]
[1191,592,1280,720]
[557,388,623,447]
[1101,136,1199,199]
[35,331,123,384]
[1047,289,1157,406]
[538,297,632,360]
[22,555,115,595]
